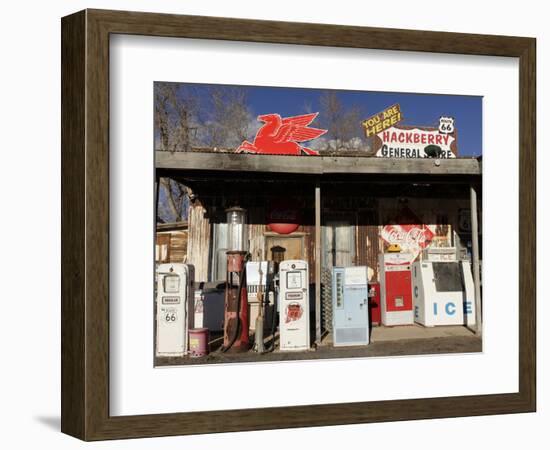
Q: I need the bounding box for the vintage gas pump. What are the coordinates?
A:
[279,260,310,351]
[155,263,194,357]
[332,266,370,346]
[412,247,476,327]
[222,207,250,352]
[379,249,414,326]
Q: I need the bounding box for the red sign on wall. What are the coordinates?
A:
[380,224,435,261]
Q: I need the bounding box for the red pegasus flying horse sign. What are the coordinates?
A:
[237,113,327,155]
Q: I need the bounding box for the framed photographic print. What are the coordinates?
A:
[61,9,536,440]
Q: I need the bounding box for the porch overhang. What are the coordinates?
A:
[156,151,482,177]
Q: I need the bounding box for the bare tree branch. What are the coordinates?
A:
[317,91,366,151]
[203,86,253,148]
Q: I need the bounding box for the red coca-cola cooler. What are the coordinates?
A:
[379,252,414,326]
[368,282,381,326]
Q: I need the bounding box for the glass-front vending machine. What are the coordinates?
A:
[332,266,370,346]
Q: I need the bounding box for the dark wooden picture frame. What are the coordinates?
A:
[61,9,536,441]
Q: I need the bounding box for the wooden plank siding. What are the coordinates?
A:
[168,231,188,263]
[155,230,189,264]
[186,202,211,282]
[356,208,381,282]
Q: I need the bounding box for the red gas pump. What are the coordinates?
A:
[221,207,250,353]
[222,250,250,352]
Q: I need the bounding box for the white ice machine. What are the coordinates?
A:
[412,260,476,327]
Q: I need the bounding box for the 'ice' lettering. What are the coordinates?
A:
[445,302,456,316]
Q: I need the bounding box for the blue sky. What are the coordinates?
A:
[167,83,483,156]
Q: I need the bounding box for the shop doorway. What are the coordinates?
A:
[265,234,306,261]
[322,219,355,268]
[321,217,356,335]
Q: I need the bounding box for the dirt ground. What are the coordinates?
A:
[155,325,482,367]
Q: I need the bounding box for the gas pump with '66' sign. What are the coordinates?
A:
[155,263,194,357]
[279,260,310,351]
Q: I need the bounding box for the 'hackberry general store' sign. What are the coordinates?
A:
[371,116,458,159]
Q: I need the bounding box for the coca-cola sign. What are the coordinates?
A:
[381,224,435,260]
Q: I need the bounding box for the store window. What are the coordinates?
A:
[323,220,355,267]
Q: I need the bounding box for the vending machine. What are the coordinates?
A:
[332,266,370,346]
[412,252,476,327]
[379,252,414,326]
[279,260,310,351]
[155,263,194,357]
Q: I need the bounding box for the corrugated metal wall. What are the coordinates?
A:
[248,206,266,261]
[185,194,472,284]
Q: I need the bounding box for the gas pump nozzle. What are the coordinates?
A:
[262,273,279,353]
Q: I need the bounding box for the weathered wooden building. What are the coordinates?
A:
[156,151,482,342]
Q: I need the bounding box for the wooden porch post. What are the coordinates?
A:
[154,174,160,224]
[470,184,482,336]
[315,181,321,346]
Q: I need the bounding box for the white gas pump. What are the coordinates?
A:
[155,263,194,357]
[279,260,310,351]
[412,250,476,327]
